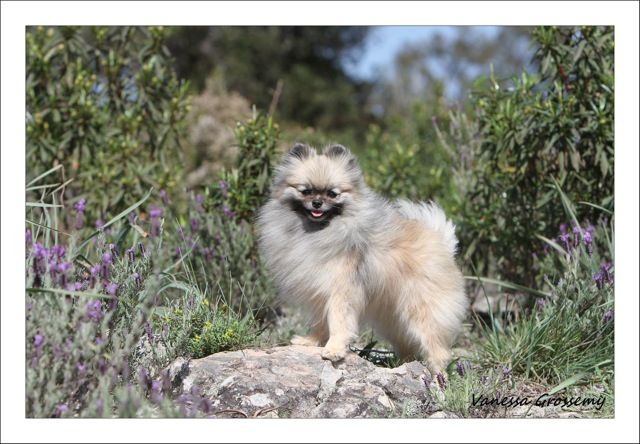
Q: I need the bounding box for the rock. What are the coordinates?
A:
[167,345,436,418]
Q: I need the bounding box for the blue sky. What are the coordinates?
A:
[344,26,501,80]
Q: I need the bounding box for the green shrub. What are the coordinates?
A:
[210,110,280,222]
[360,97,462,214]
[25,169,252,418]
[438,26,614,286]
[26,26,190,221]
[477,189,614,387]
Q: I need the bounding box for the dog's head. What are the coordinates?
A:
[270,143,364,224]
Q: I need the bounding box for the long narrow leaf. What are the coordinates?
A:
[26,164,63,186]
[75,188,153,253]
[464,275,551,298]
[578,201,613,215]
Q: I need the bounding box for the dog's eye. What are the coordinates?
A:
[327,190,338,198]
[301,189,312,196]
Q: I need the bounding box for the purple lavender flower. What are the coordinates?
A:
[56,261,72,287]
[74,198,86,229]
[149,206,163,218]
[600,262,612,283]
[73,281,83,291]
[559,232,571,252]
[102,252,112,265]
[48,258,58,280]
[33,243,48,260]
[218,180,228,198]
[51,244,65,259]
[585,222,595,235]
[33,333,44,348]
[126,247,135,262]
[189,217,199,233]
[133,272,141,287]
[86,299,103,322]
[149,206,163,237]
[502,366,511,380]
[159,189,169,205]
[436,372,446,389]
[582,230,593,254]
[95,218,104,229]
[100,252,112,280]
[57,262,72,273]
[54,404,69,417]
[603,309,613,323]
[95,336,105,346]
[31,243,48,287]
[535,298,547,311]
[105,282,118,296]
[222,205,235,219]
[592,270,604,289]
[559,223,567,234]
[89,265,99,288]
[127,212,136,225]
[593,262,613,289]
[138,241,145,257]
[77,362,86,376]
[572,224,582,248]
[455,360,465,377]
[74,198,86,212]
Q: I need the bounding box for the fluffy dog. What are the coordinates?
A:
[256,143,467,374]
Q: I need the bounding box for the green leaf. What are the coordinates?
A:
[26,164,63,187]
[463,275,551,298]
[75,187,153,253]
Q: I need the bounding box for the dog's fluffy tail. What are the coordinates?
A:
[395,200,459,256]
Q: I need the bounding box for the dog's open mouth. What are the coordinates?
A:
[309,210,325,219]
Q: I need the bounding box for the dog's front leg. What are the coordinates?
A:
[321,284,363,362]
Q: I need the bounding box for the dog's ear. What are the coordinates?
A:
[323,144,351,159]
[287,143,315,160]
[324,144,359,170]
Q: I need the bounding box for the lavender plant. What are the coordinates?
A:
[25,169,258,418]
[478,186,614,389]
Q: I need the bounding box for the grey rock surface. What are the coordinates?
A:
[167,345,436,418]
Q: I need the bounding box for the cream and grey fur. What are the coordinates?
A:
[256,143,467,374]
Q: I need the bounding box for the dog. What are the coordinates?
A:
[256,143,467,374]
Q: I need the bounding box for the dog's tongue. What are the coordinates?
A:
[311,210,324,218]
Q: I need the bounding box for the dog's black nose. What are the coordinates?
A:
[312,199,322,209]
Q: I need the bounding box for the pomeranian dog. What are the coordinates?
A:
[256,143,467,374]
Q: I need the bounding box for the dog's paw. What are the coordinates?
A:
[321,345,347,362]
[291,335,319,346]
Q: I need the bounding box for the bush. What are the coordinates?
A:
[359,96,462,214]
[26,26,190,221]
[25,168,257,418]
[477,188,614,387]
[438,26,614,286]
[210,110,280,222]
